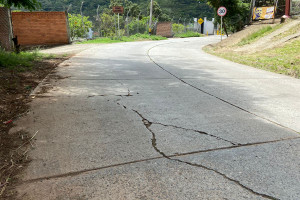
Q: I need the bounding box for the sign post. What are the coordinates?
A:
[112,6,124,38]
[217,7,227,41]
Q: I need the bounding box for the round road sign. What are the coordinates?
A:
[217,7,227,17]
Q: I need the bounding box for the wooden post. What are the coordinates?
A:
[285,0,291,17]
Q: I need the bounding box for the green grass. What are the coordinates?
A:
[0,50,40,70]
[0,49,59,71]
[238,24,283,46]
[206,40,300,78]
[78,33,167,44]
[174,31,203,38]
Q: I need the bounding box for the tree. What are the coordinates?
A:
[109,0,142,18]
[99,12,118,37]
[68,14,93,40]
[200,0,250,32]
[148,1,171,22]
[0,0,40,10]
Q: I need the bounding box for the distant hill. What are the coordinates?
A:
[37,0,214,22]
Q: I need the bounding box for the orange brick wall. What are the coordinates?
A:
[156,22,172,38]
[12,12,70,46]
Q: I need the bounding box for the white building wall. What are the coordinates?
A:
[203,17,215,35]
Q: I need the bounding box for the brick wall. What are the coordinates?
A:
[156,22,173,38]
[12,12,70,46]
[0,7,13,51]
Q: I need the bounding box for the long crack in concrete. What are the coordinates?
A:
[151,121,238,146]
[147,43,299,135]
[133,109,280,200]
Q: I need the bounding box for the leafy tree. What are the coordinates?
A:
[99,12,126,37]
[200,0,250,32]
[147,1,171,22]
[68,13,93,40]
[36,0,214,24]
[128,3,141,18]
[0,0,40,10]
[126,16,150,34]
[109,0,142,18]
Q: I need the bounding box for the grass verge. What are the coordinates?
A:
[238,24,283,46]
[205,39,300,78]
[0,50,56,71]
[174,31,203,38]
[78,33,167,44]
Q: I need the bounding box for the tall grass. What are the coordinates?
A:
[0,49,53,71]
[238,26,273,46]
[238,24,283,46]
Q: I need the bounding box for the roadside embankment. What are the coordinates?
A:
[204,18,300,78]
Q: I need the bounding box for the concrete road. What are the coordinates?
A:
[14,36,300,200]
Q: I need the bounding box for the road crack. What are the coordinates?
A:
[152,121,238,145]
[133,109,280,200]
[147,43,299,134]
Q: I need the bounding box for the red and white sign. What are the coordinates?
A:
[217,7,227,17]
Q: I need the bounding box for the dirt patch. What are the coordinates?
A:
[211,18,300,53]
[215,23,274,49]
[0,57,69,199]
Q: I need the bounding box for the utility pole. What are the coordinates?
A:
[137,12,141,33]
[149,0,153,34]
[80,2,85,38]
[126,8,131,36]
[97,5,101,37]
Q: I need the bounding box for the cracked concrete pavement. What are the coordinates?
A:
[13,36,300,199]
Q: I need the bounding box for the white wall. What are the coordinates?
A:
[203,17,215,35]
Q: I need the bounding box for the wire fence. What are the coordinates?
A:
[0,7,13,51]
[291,0,300,15]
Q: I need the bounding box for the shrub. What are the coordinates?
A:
[172,23,185,34]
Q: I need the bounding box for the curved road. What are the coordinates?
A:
[16,37,300,199]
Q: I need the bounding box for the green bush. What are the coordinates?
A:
[126,17,149,35]
[172,23,185,34]
[68,14,93,40]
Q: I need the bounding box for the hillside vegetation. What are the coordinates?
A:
[38,0,214,21]
[205,19,300,78]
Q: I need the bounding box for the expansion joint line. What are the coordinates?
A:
[133,109,279,200]
[146,43,299,134]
